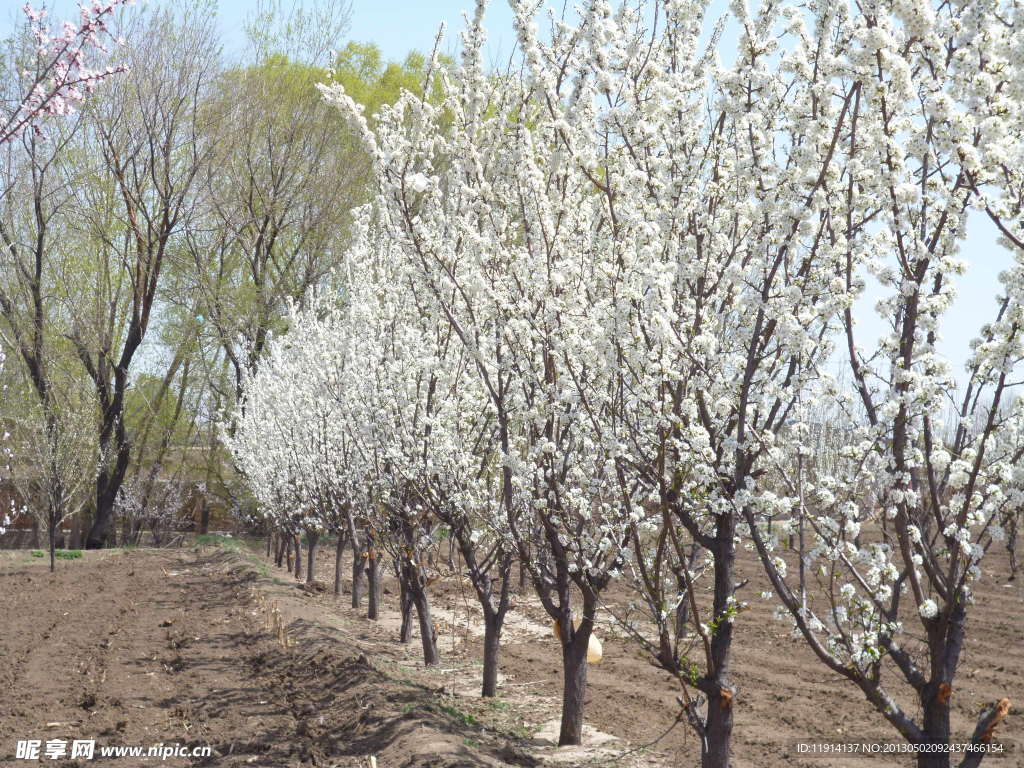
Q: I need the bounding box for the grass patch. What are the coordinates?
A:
[195,534,243,551]
[28,549,81,559]
[439,704,479,727]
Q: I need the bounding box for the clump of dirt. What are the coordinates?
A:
[248,643,536,768]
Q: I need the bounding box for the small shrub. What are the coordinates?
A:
[30,550,44,558]
[55,550,83,559]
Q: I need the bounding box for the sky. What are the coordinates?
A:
[1,0,1015,377]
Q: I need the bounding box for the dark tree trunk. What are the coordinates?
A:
[398,565,414,643]
[333,533,347,596]
[457,537,512,698]
[293,535,302,579]
[918,697,952,768]
[85,439,131,549]
[285,536,293,572]
[482,611,502,697]
[692,518,741,768]
[914,601,968,768]
[199,500,210,535]
[1007,516,1018,580]
[367,548,381,620]
[412,586,439,666]
[305,529,318,584]
[351,536,365,608]
[698,526,737,768]
[48,516,56,573]
[558,624,591,746]
[703,687,734,768]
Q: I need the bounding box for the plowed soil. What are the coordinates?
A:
[0,543,1019,768]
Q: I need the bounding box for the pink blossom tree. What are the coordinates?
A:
[1,1,130,145]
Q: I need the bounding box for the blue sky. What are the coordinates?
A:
[2,0,1013,375]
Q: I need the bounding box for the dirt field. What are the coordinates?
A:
[0,543,1019,767]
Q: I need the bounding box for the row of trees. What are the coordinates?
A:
[0,0,437,561]
[230,1,1022,767]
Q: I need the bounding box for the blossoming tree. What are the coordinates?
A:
[231,0,1022,763]
[1,2,130,145]
[738,1,1023,766]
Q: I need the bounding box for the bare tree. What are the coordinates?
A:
[190,45,368,405]
[70,3,220,548]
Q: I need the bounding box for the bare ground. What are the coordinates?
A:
[0,542,1019,768]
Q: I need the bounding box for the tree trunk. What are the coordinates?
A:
[351,536,365,608]
[482,611,502,697]
[333,533,347,596]
[293,535,302,579]
[305,530,318,584]
[285,536,293,572]
[703,685,735,768]
[1007,516,1018,580]
[398,568,413,643]
[699,528,737,768]
[915,601,968,768]
[412,586,439,666]
[367,549,381,620]
[558,627,590,745]
[85,442,131,549]
[917,694,952,768]
[48,516,56,573]
[199,499,210,535]
[266,531,273,558]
